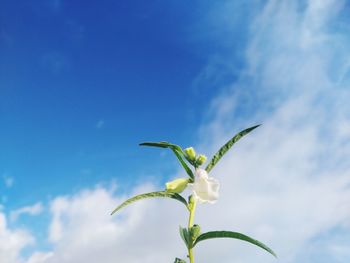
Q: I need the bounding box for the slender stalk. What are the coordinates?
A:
[188,196,197,263]
[188,249,194,263]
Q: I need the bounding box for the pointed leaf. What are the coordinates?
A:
[140,141,182,152]
[205,125,261,173]
[193,230,276,257]
[179,226,190,249]
[171,149,194,179]
[140,141,194,179]
[111,191,187,215]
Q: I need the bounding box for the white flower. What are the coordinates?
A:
[192,168,219,204]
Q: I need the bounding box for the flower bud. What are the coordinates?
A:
[196,154,207,166]
[190,224,201,241]
[165,178,189,193]
[184,147,196,161]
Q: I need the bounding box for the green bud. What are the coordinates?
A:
[190,224,201,241]
[184,147,196,161]
[165,178,189,193]
[188,195,196,211]
[196,154,207,166]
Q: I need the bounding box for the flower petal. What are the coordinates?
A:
[192,168,220,204]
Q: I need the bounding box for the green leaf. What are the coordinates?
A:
[179,226,191,249]
[140,141,194,179]
[140,141,182,152]
[193,230,276,257]
[174,258,187,263]
[205,125,261,173]
[111,191,187,215]
[171,149,194,180]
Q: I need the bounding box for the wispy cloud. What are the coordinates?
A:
[10,202,43,222]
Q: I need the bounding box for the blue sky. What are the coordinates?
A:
[0,0,217,202]
[1,1,350,263]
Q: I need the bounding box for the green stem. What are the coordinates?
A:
[188,196,197,263]
[188,249,194,263]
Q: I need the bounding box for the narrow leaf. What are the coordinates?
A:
[205,125,260,173]
[179,226,190,249]
[171,149,194,179]
[140,141,194,179]
[140,141,182,152]
[111,191,187,215]
[193,230,276,257]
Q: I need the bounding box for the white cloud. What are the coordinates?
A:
[0,213,34,263]
[10,203,43,222]
[193,0,350,262]
[27,185,187,263]
[26,252,53,263]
